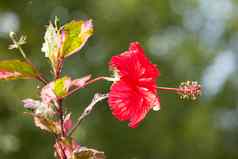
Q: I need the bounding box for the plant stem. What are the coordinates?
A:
[9,33,48,85]
[19,47,48,85]
[54,137,67,159]
[18,47,48,85]
[56,99,65,137]
[36,75,48,85]
[54,57,66,158]
[55,58,64,79]
[65,76,110,98]
[53,57,65,136]
[67,93,108,137]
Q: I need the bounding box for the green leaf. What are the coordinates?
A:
[53,76,71,97]
[61,19,93,57]
[0,60,39,80]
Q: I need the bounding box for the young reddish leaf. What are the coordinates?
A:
[34,116,61,134]
[41,82,57,104]
[22,99,41,109]
[0,60,39,80]
[61,20,93,57]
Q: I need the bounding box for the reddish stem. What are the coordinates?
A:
[55,58,64,79]
[54,57,66,158]
[36,75,48,85]
[65,76,107,98]
[24,58,48,85]
[57,99,65,137]
[55,138,67,159]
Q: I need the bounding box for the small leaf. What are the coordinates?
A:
[0,60,39,80]
[41,76,71,104]
[41,23,59,59]
[41,82,56,104]
[61,20,93,57]
[41,22,64,71]
[53,76,71,97]
[22,99,41,109]
[73,147,105,159]
[34,115,61,134]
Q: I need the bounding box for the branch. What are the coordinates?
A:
[64,76,114,98]
[55,99,65,137]
[67,93,108,137]
[55,58,64,79]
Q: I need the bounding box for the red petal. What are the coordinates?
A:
[108,80,160,128]
[108,42,160,128]
[110,42,159,81]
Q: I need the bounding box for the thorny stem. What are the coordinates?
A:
[67,93,108,137]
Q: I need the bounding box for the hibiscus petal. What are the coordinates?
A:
[108,42,160,128]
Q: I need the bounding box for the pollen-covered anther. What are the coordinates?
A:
[178,81,201,100]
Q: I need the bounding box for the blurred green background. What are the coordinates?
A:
[0,0,238,158]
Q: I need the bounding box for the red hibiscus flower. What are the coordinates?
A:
[108,42,160,128]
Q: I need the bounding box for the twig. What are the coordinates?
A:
[65,76,113,98]
[55,58,64,79]
[56,99,65,137]
[54,137,67,159]
[19,45,49,85]
[67,93,108,137]
[53,56,66,158]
